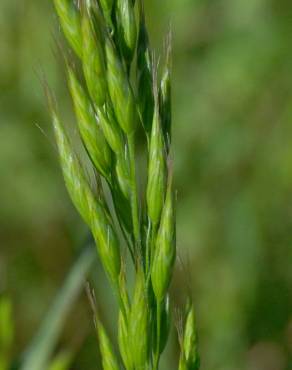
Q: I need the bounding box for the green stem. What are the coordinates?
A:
[154,301,162,370]
[127,132,140,250]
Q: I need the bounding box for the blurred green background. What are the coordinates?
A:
[1,0,292,369]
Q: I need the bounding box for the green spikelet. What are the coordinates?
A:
[151,176,176,302]
[50,103,120,285]
[96,320,121,370]
[129,267,149,370]
[81,5,107,107]
[116,0,137,63]
[146,74,167,225]
[53,0,82,58]
[51,109,95,226]
[67,67,112,180]
[160,35,172,151]
[179,303,200,370]
[90,213,121,286]
[105,36,138,134]
[96,103,125,155]
[137,2,153,135]
[184,304,200,370]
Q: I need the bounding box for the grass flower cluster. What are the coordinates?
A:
[49,0,199,369]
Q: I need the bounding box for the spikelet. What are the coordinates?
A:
[129,267,149,370]
[81,4,107,107]
[96,102,125,155]
[179,303,200,370]
[116,0,137,64]
[105,35,138,134]
[146,70,167,225]
[137,1,153,135]
[49,98,120,285]
[67,66,112,180]
[53,0,82,58]
[151,175,176,302]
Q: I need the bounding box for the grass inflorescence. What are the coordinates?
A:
[50,0,199,369]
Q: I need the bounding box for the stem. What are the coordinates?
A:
[127,132,140,249]
[154,301,162,370]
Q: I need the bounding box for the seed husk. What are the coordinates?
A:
[116,0,137,63]
[151,176,176,302]
[81,5,108,107]
[146,73,167,225]
[67,66,112,180]
[53,0,83,58]
[105,35,138,134]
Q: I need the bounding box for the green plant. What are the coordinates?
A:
[49,1,199,369]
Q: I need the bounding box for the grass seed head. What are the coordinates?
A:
[50,1,200,369]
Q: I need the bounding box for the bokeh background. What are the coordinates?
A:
[1,0,292,369]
